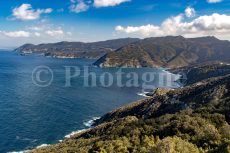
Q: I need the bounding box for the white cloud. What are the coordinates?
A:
[207,0,222,3]
[29,26,44,31]
[12,4,53,21]
[34,32,41,37]
[1,31,31,38]
[70,0,89,13]
[94,0,130,8]
[69,0,131,12]
[27,21,71,38]
[67,32,73,36]
[115,13,230,39]
[115,25,161,36]
[185,6,196,18]
[0,22,74,47]
[45,29,64,37]
[27,20,52,31]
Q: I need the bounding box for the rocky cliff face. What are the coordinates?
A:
[94,36,230,68]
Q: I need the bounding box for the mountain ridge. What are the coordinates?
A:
[15,38,140,59]
[16,36,230,67]
[94,36,230,68]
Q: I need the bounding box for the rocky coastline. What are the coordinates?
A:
[28,63,230,153]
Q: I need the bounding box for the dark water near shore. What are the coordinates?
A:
[0,51,180,152]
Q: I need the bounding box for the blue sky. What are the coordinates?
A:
[0,0,230,48]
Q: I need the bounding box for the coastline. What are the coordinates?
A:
[9,62,230,152]
[8,117,100,153]
[19,52,99,60]
[7,53,182,153]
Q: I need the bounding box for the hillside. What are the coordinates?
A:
[30,64,230,153]
[171,63,230,86]
[94,36,230,68]
[15,38,139,59]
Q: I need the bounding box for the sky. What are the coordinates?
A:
[0,0,230,48]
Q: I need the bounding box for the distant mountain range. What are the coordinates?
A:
[15,38,139,59]
[16,36,230,68]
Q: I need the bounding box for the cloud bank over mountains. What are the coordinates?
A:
[115,6,230,40]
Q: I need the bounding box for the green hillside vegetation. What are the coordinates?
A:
[30,64,230,153]
[171,63,230,86]
[94,36,230,68]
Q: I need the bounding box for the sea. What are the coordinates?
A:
[0,51,180,153]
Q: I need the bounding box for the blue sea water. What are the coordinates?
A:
[0,51,180,153]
